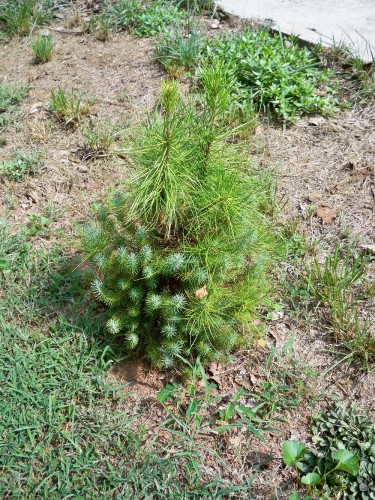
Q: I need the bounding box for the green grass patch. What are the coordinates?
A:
[204,29,338,123]
[50,86,90,127]
[0,220,259,496]
[156,19,203,75]
[0,0,52,36]
[0,82,28,130]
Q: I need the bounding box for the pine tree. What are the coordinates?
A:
[82,63,280,367]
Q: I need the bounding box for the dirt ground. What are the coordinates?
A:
[1,9,374,498]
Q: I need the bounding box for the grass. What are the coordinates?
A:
[0,0,52,36]
[50,86,90,127]
[204,29,338,123]
[32,33,53,63]
[328,33,375,101]
[0,82,29,130]
[0,220,139,495]
[305,249,374,362]
[169,0,215,13]
[156,19,203,76]
[0,220,264,496]
[82,119,117,156]
[285,245,375,366]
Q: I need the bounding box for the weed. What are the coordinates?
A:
[257,337,316,417]
[32,33,53,63]
[204,29,338,123]
[170,0,215,13]
[0,0,51,36]
[283,403,375,498]
[0,150,44,181]
[283,439,359,498]
[50,86,90,126]
[304,248,374,360]
[0,83,28,112]
[98,0,185,38]
[88,13,112,41]
[83,69,281,367]
[0,82,28,129]
[329,34,375,101]
[82,119,116,155]
[156,19,203,75]
[23,214,51,237]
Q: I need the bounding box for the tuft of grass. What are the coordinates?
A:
[50,85,90,127]
[87,12,112,41]
[82,120,117,156]
[32,33,53,63]
[304,248,374,363]
[204,29,338,123]
[329,34,375,101]
[156,19,203,76]
[170,0,215,13]
[0,0,51,36]
[0,150,44,181]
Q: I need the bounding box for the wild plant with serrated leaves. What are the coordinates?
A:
[82,62,280,368]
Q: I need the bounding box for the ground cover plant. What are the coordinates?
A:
[95,0,185,37]
[283,403,375,498]
[0,82,28,131]
[82,65,280,368]
[204,29,338,123]
[0,151,44,181]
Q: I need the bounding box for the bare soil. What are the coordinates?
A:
[1,9,374,499]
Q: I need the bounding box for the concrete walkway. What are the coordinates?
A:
[220,0,375,61]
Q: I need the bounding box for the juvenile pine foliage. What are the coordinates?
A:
[83,64,279,367]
